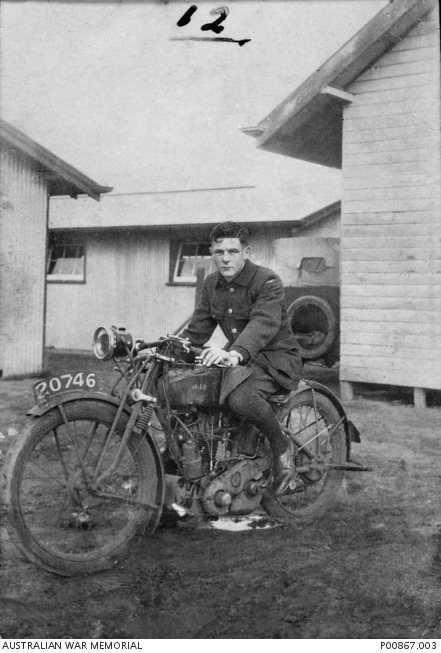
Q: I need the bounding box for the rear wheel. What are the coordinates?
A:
[5,400,164,576]
[262,390,346,523]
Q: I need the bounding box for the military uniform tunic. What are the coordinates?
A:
[184,259,302,390]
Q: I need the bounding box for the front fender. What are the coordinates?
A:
[26,390,131,418]
[26,390,166,528]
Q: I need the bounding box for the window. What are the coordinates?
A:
[299,257,328,274]
[298,256,338,287]
[172,242,213,283]
[47,237,85,283]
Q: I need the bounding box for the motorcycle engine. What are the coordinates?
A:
[172,409,236,478]
[169,408,271,517]
[202,457,268,517]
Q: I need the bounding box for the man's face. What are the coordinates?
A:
[210,237,250,280]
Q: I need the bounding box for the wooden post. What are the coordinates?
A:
[414,387,427,410]
[340,381,355,403]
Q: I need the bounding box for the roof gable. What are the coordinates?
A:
[242,0,437,168]
[0,119,112,200]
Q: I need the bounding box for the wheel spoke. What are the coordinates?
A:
[10,404,160,574]
[265,391,346,520]
[22,450,68,489]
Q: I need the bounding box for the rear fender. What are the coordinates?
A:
[295,380,361,461]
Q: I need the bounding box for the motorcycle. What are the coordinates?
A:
[4,324,370,576]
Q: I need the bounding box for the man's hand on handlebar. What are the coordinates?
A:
[197,346,241,367]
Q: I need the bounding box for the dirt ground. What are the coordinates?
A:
[1,352,441,639]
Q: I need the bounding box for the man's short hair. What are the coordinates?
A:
[209,221,251,246]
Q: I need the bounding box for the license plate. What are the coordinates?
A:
[33,372,99,403]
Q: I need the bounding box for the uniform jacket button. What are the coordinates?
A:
[229,287,235,293]
[227,308,233,314]
[231,328,238,334]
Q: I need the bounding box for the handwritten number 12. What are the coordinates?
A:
[177,6,229,34]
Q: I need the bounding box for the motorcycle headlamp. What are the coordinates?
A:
[92,325,133,360]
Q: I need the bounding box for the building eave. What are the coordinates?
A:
[241,0,437,168]
[291,200,341,233]
[0,119,113,201]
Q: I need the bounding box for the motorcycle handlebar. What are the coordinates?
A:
[134,339,228,366]
[135,338,202,354]
[134,339,163,351]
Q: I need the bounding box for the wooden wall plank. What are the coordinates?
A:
[343,223,436,238]
[344,137,437,158]
[341,284,441,298]
[342,273,441,286]
[344,124,435,145]
[343,210,440,225]
[344,151,436,169]
[340,356,440,374]
[343,250,441,262]
[340,332,441,348]
[342,235,437,248]
[344,247,441,261]
[341,344,438,360]
[339,365,441,390]
[343,173,433,190]
[341,296,441,311]
[343,260,441,274]
[350,71,435,95]
[344,111,437,132]
[340,308,439,323]
[343,198,439,213]
[357,58,436,83]
[346,98,436,119]
[340,320,440,336]
[344,185,436,201]
[345,162,436,179]
[351,84,438,106]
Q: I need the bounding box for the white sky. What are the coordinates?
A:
[1,0,387,216]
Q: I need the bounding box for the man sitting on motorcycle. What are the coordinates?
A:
[183,221,302,495]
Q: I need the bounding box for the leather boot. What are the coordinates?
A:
[273,440,295,496]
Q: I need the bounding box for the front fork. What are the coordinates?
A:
[56,361,162,509]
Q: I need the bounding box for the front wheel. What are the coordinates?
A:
[5,400,164,576]
[262,390,346,524]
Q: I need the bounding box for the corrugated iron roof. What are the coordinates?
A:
[293,200,341,231]
[0,119,113,201]
[48,187,342,230]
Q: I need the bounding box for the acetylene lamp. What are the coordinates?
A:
[92,325,133,360]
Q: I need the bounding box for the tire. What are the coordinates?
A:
[287,295,338,361]
[5,400,164,576]
[262,390,346,524]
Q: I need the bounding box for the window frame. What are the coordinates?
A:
[168,240,213,286]
[46,235,86,284]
